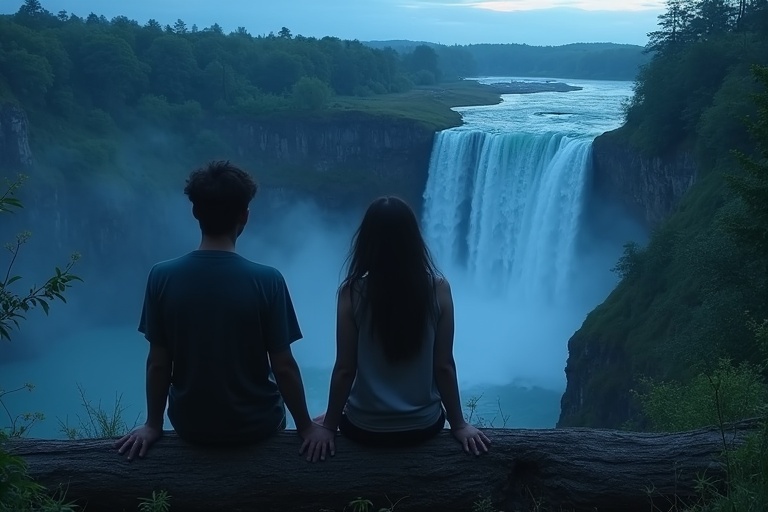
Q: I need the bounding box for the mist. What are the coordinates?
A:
[1,173,601,436]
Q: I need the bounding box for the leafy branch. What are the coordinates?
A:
[0,174,81,342]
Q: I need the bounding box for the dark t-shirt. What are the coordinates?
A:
[138,250,302,443]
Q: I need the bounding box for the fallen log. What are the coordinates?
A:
[6,420,760,512]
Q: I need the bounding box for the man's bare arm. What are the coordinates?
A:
[115,343,170,460]
[145,343,171,430]
[270,348,312,432]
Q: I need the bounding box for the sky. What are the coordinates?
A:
[3,0,665,46]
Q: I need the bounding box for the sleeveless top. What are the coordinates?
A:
[344,276,444,432]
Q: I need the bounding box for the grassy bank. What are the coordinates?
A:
[329,81,502,131]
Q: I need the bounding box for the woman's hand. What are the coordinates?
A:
[450,423,491,455]
[299,422,336,462]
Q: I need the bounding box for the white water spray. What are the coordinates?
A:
[422,130,592,303]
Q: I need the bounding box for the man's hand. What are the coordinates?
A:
[450,423,491,455]
[298,422,336,462]
[114,424,163,461]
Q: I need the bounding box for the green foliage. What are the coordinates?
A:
[455,42,649,81]
[636,322,768,512]
[347,498,374,512]
[611,242,644,281]
[137,490,171,512]
[566,57,768,429]
[637,359,766,432]
[292,76,332,110]
[471,497,500,512]
[0,175,81,342]
[57,384,135,440]
[340,496,408,512]
[0,173,81,511]
[0,447,78,512]
[723,64,768,255]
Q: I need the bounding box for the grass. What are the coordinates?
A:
[327,81,502,131]
[259,81,502,132]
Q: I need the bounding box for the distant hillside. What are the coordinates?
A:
[365,40,651,81]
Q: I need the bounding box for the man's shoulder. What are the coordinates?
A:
[239,259,285,283]
[148,255,189,277]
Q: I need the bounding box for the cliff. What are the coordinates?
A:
[223,111,436,213]
[0,103,34,172]
[590,129,698,229]
[558,129,703,429]
[1,106,438,284]
[557,326,637,428]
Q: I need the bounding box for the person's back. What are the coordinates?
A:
[315,196,492,455]
[344,277,443,433]
[115,160,330,462]
[143,252,297,442]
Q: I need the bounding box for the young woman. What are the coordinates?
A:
[307,196,490,459]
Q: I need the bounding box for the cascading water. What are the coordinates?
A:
[422,129,593,303]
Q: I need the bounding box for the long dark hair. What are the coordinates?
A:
[342,196,443,363]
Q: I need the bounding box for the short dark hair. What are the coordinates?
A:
[183,161,258,236]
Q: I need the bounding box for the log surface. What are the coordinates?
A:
[6,421,759,512]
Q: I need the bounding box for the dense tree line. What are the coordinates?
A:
[624,0,768,155]
[366,41,649,81]
[0,0,448,120]
[0,1,455,182]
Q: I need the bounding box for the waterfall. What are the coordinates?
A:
[422,129,593,302]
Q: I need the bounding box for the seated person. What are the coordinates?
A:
[311,197,491,455]
[115,161,327,462]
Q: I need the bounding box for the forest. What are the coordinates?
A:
[366,40,650,81]
[0,0,466,188]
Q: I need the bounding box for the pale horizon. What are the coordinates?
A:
[2,0,662,46]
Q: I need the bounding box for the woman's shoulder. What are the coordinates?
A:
[432,274,450,291]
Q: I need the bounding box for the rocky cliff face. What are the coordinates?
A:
[223,112,436,213]
[4,108,437,269]
[0,103,34,172]
[557,130,702,429]
[557,326,639,429]
[591,129,698,229]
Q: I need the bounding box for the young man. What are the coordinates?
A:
[115,161,330,462]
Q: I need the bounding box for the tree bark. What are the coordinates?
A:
[6,420,760,512]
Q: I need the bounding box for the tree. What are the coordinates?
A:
[145,36,199,102]
[725,65,768,259]
[0,47,54,105]
[691,0,738,39]
[16,0,44,17]
[76,34,147,108]
[173,19,188,34]
[404,44,441,82]
[647,0,696,54]
[254,51,303,94]
[145,19,162,31]
[278,26,292,39]
[292,76,332,110]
